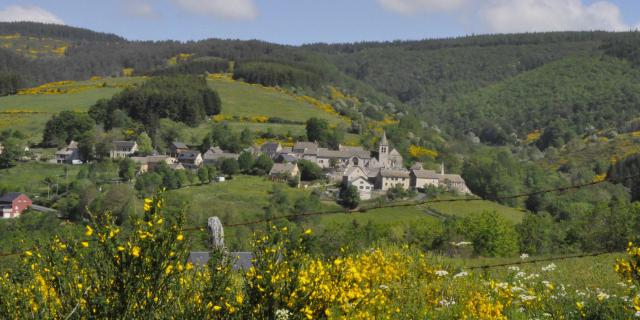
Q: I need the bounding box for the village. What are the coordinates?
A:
[0,131,470,219]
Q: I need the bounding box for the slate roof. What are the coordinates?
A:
[112,141,137,150]
[380,131,389,145]
[171,142,188,149]
[188,252,253,270]
[379,169,410,178]
[317,148,371,159]
[293,142,319,154]
[178,150,201,160]
[276,154,298,163]
[203,148,238,161]
[0,192,25,203]
[412,170,439,179]
[270,163,298,175]
[339,145,365,152]
[260,142,281,155]
[438,174,466,183]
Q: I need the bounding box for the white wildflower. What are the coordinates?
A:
[435,270,449,277]
[520,253,529,260]
[541,263,556,272]
[454,271,468,278]
[379,284,389,290]
[275,309,292,320]
[439,298,456,307]
[635,311,640,318]
[519,294,537,301]
[515,271,526,278]
[597,292,610,301]
[508,266,520,272]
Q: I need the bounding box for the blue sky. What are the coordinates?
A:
[0,0,639,44]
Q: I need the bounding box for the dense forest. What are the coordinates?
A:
[89,76,221,136]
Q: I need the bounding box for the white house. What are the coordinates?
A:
[110,141,138,158]
[347,176,374,200]
[55,140,80,164]
[177,150,203,169]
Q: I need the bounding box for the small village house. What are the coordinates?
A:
[0,192,32,219]
[55,140,80,164]
[131,155,178,173]
[410,169,440,189]
[177,150,203,169]
[168,142,190,157]
[269,163,300,182]
[109,141,138,158]
[203,147,239,164]
[260,142,282,159]
[376,169,411,191]
[347,176,374,200]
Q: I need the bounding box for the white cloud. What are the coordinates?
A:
[481,0,629,33]
[125,1,159,18]
[172,0,257,20]
[378,0,467,15]
[0,5,64,24]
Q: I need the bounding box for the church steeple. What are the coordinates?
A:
[378,131,389,165]
[380,131,389,147]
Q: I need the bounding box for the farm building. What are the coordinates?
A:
[0,192,32,218]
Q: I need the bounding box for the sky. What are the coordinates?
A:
[0,0,639,45]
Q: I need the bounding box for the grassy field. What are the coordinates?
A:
[0,162,81,197]
[0,77,143,142]
[208,77,345,125]
[446,252,625,293]
[426,199,525,224]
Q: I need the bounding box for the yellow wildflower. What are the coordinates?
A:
[81,241,89,248]
[132,246,141,258]
[85,225,94,236]
[177,234,184,241]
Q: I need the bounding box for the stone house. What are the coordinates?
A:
[169,142,190,157]
[55,140,80,164]
[438,174,471,194]
[110,141,138,158]
[269,163,300,181]
[0,192,32,218]
[177,150,203,169]
[347,176,374,200]
[203,147,239,164]
[410,170,440,189]
[260,142,282,159]
[376,169,411,191]
[132,155,178,173]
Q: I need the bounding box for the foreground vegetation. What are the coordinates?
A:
[0,195,639,319]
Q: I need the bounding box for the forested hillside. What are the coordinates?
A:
[3,23,640,142]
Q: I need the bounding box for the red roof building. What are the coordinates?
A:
[0,192,32,218]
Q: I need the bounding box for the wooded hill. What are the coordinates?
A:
[2,22,640,144]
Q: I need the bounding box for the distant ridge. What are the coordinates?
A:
[0,21,124,42]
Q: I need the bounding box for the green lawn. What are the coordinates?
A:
[426,199,525,224]
[0,162,81,197]
[319,205,437,225]
[208,78,345,125]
